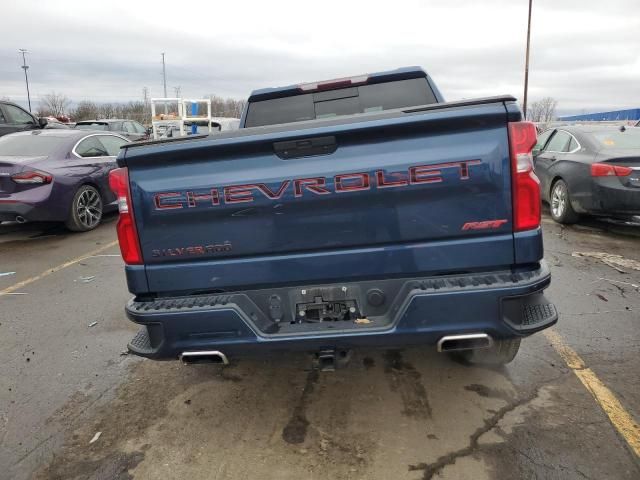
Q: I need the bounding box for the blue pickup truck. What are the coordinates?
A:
[109,67,557,368]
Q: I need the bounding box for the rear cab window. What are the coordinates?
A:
[244,77,437,128]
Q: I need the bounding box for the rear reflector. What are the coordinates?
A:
[108,167,142,264]
[299,75,369,92]
[11,170,53,184]
[509,122,540,232]
[590,163,632,177]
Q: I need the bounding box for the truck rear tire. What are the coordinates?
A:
[457,338,521,365]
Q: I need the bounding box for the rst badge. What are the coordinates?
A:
[461,219,508,231]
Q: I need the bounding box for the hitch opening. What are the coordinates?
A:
[313,349,352,371]
[296,295,360,323]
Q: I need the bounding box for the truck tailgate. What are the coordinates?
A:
[123,101,515,293]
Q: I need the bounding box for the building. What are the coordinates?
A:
[559,108,640,122]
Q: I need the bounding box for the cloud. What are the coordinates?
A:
[1,0,638,116]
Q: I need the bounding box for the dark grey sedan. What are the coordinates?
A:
[0,129,129,231]
[533,125,640,224]
[75,119,150,141]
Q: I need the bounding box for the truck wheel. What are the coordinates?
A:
[550,179,579,224]
[458,338,521,365]
[65,185,103,232]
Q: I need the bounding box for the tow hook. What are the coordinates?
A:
[313,348,352,371]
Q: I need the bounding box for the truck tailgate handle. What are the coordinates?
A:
[273,136,337,160]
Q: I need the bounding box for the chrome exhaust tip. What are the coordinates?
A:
[437,333,493,353]
[179,350,229,365]
[15,216,27,224]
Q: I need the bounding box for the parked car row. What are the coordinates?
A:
[0,129,129,231]
[533,125,640,224]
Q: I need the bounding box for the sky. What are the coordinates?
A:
[1,0,638,116]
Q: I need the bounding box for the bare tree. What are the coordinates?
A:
[98,103,115,119]
[527,97,558,123]
[39,92,70,117]
[208,94,246,118]
[71,101,99,121]
[66,94,242,123]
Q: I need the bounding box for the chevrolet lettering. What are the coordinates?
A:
[154,160,482,210]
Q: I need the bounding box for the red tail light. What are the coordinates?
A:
[509,121,540,232]
[590,163,632,177]
[11,170,53,184]
[108,167,142,264]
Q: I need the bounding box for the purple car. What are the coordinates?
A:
[0,129,129,231]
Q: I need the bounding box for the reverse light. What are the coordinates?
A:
[11,170,53,184]
[590,163,632,177]
[508,121,540,232]
[108,167,142,264]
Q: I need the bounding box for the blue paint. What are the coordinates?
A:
[560,108,640,122]
[191,102,198,135]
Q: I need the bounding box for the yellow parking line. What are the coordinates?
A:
[544,329,640,457]
[0,240,119,296]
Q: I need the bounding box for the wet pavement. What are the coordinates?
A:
[1,212,638,480]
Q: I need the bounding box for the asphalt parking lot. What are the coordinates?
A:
[1,212,639,480]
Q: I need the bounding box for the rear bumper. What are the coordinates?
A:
[0,201,33,222]
[584,178,640,218]
[125,261,557,360]
[0,184,61,222]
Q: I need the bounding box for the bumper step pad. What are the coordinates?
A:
[503,293,558,332]
[522,303,557,327]
[128,327,154,355]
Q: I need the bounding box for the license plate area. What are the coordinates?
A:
[293,286,362,324]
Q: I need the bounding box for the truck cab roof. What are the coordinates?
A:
[247,66,443,102]
[242,66,445,128]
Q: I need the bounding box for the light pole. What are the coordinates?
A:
[19,49,32,112]
[161,52,168,114]
[161,53,168,98]
[523,0,533,120]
